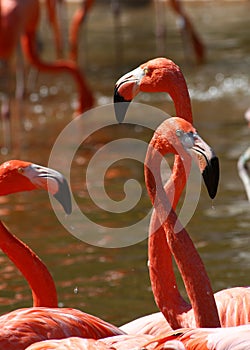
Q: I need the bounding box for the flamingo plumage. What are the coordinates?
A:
[0,160,124,350]
[25,334,155,350]
[114,57,250,334]
[143,324,250,350]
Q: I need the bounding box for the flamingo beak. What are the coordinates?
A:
[114,67,144,123]
[190,135,220,199]
[22,164,72,214]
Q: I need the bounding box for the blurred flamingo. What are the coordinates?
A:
[45,0,64,58]
[0,0,94,150]
[114,57,250,335]
[238,108,250,201]
[0,160,124,349]
[69,0,94,62]
[153,0,205,64]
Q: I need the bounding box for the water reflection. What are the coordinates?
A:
[0,1,250,327]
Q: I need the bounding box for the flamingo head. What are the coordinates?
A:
[0,160,72,214]
[156,118,220,199]
[114,57,183,123]
[244,108,250,127]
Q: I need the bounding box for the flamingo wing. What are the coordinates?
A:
[0,307,124,349]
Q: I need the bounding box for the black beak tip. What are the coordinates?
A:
[114,88,131,124]
[53,179,72,215]
[202,156,220,199]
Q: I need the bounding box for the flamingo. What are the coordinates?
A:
[0,159,73,308]
[0,160,124,350]
[237,108,250,201]
[114,57,250,335]
[24,116,221,349]
[153,0,205,63]
[168,0,205,64]
[140,117,250,350]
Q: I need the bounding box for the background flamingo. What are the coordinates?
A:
[238,107,250,201]
[114,57,250,334]
[0,0,93,151]
[153,0,205,63]
[0,160,124,349]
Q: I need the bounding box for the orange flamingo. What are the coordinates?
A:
[238,108,250,201]
[0,160,124,350]
[114,57,250,334]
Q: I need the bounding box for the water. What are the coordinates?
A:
[0,1,250,327]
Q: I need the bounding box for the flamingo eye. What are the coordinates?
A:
[176,130,194,149]
[176,129,184,137]
[18,167,24,174]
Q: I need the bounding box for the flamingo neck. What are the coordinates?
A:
[148,155,192,329]
[145,139,221,328]
[0,221,58,307]
[167,76,193,124]
[21,31,94,114]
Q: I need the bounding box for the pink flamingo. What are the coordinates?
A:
[114,57,250,335]
[238,108,250,201]
[0,160,124,350]
[140,117,250,350]
[24,115,221,349]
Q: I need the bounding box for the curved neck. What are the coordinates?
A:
[21,32,94,114]
[145,140,221,328]
[148,155,191,329]
[0,221,58,307]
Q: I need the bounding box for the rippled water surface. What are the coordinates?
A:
[0,1,250,327]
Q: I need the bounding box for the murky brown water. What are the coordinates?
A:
[0,1,250,327]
